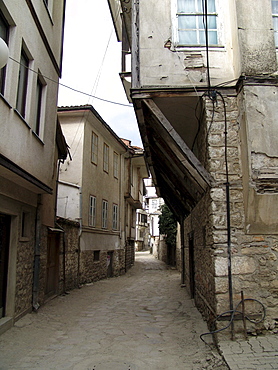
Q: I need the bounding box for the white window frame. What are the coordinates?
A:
[102,200,108,229]
[103,143,109,173]
[272,0,278,47]
[89,195,96,227]
[34,72,47,138]
[112,204,118,230]
[172,0,218,47]
[113,152,119,178]
[91,132,98,165]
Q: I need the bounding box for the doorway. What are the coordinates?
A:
[188,232,195,299]
[107,251,113,278]
[0,213,11,318]
[45,232,60,300]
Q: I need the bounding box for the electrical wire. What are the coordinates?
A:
[8,56,132,108]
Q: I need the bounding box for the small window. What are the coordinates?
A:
[93,250,100,261]
[272,0,278,47]
[34,74,46,136]
[21,211,30,238]
[102,200,108,229]
[16,48,29,118]
[91,132,98,165]
[89,195,96,227]
[112,204,118,230]
[176,0,218,46]
[113,152,119,178]
[103,143,109,173]
[0,11,9,95]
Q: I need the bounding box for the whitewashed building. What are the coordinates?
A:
[0,0,66,334]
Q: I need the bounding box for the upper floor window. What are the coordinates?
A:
[103,143,109,173]
[272,0,278,47]
[89,195,96,227]
[102,200,108,229]
[113,152,119,178]
[34,74,46,136]
[16,49,29,118]
[0,11,9,95]
[112,204,118,230]
[91,132,98,165]
[176,0,218,46]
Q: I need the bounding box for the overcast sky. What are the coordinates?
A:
[58,0,142,147]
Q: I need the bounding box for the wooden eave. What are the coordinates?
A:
[134,98,213,218]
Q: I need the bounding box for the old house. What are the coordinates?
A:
[108,0,278,336]
[57,105,148,283]
[0,1,66,334]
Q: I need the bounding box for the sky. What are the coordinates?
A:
[58,0,142,147]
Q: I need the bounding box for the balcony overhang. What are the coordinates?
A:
[125,193,142,209]
[132,93,214,219]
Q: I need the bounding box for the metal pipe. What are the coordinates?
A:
[32,194,42,311]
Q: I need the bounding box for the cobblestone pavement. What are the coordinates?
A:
[219,336,278,369]
[0,252,228,370]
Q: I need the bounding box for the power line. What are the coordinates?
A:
[8,56,133,108]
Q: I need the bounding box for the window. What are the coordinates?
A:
[34,74,46,136]
[112,204,118,230]
[272,0,278,47]
[93,250,100,261]
[176,0,218,46]
[0,11,9,95]
[113,152,119,178]
[91,132,98,164]
[103,143,109,173]
[89,196,96,227]
[102,200,108,229]
[16,49,29,118]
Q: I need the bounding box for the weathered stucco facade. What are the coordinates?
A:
[108,0,278,337]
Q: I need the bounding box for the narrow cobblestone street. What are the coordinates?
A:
[0,252,228,370]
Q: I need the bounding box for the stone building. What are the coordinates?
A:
[57,105,148,284]
[0,0,66,334]
[108,0,278,336]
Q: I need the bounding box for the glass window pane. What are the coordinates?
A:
[178,0,195,12]
[272,0,278,14]
[179,15,196,29]
[179,30,197,44]
[198,15,216,29]
[273,16,278,31]
[207,0,216,12]
[275,32,278,47]
[208,30,218,44]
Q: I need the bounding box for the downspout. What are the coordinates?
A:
[33,194,42,311]
[77,187,82,287]
[180,218,185,286]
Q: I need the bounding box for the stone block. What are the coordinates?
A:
[215,256,256,276]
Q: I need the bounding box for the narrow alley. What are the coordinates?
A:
[0,252,228,370]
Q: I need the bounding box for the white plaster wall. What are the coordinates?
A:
[137,0,241,88]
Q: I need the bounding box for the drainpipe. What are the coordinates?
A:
[180,218,185,286]
[33,194,42,311]
[77,187,82,287]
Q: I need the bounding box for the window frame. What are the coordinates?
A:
[113,151,119,179]
[89,195,96,227]
[34,73,46,137]
[16,48,29,118]
[0,10,9,95]
[102,199,108,229]
[91,132,98,165]
[173,0,218,47]
[272,0,278,47]
[103,143,109,173]
[112,203,118,230]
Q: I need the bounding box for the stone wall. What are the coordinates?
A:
[15,212,36,319]
[183,91,278,335]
